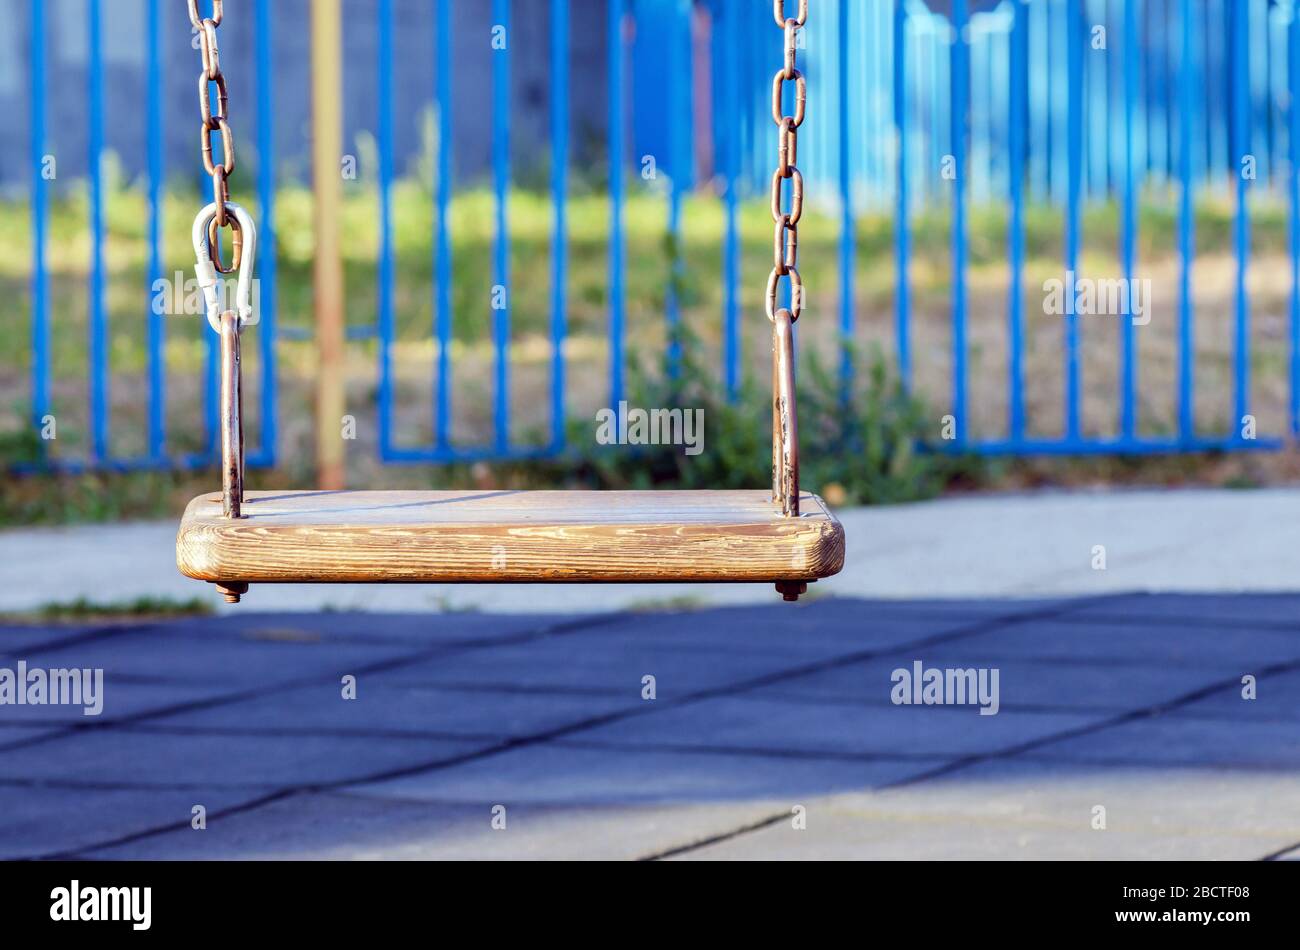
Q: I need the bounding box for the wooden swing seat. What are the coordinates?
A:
[177,488,844,590]
[176,5,838,606]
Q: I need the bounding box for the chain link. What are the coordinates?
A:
[767,2,806,323]
[187,0,223,29]
[190,1,239,271]
[772,0,807,29]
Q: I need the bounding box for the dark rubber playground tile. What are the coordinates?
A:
[0,678,242,726]
[568,694,1104,759]
[574,597,1081,657]
[1017,713,1300,770]
[1061,593,1300,629]
[371,637,844,696]
[564,601,993,657]
[149,678,640,740]
[0,726,487,788]
[0,624,115,656]
[12,627,431,687]
[942,620,1300,669]
[816,597,1083,619]
[345,742,940,806]
[152,611,599,648]
[747,655,1229,714]
[0,783,276,860]
[0,724,67,750]
[1171,666,1300,721]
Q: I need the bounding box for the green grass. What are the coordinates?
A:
[626,594,710,612]
[0,470,221,526]
[2,169,1288,376]
[2,595,214,623]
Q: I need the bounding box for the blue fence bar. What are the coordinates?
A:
[1208,0,1227,186]
[252,0,277,468]
[1178,0,1195,442]
[989,12,1009,200]
[1049,0,1067,208]
[868,1,890,207]
[1029,0,1048,202]
[1064,0,1082,442]
[942,435,1279,457]
[551,0,569,450]
[1233,0,1252,435]
[838,0,854,403]
[1008,0,1026,441]
[665,0,687,381]
[435,0,453,452]
[28,0,48,451]
[377,0,395,457]
[492,0,511,453]
[146,0,164,462]
[721,0,740,400]
[88,0,106,462]
[970,21,989,204]
[1120,0,1138,440]
[1291,0,1300,437]
[1272,3,1289,191]
[608,0,626,417]
[1149,0,1169,185]
[1249,0,1268,184]
[893,0,910,392]
[1085,0,1106,198]
[951,0,969,445]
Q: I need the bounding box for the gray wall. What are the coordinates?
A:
[0,0,612,193]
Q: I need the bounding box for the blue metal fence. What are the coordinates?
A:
[16,0,1300,473]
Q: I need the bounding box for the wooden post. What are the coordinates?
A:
[312,0,345,490]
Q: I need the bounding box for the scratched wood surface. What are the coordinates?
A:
[176,489,845,584]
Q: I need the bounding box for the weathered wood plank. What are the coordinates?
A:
[176,489,845,584]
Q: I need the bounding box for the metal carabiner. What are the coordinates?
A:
[192,201,257,334]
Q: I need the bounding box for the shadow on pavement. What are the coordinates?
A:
[2,594,1299,860]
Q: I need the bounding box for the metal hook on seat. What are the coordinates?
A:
[771,307,799,518]
[192,201,258,334]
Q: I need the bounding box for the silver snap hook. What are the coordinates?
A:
[192,201,258,334]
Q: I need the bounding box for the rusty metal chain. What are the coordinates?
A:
[767,0,807,324]
[767,0,805,528]
[186,1,251,526]
[189,0,241,273]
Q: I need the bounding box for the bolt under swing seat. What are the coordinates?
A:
[174,0,843,604]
